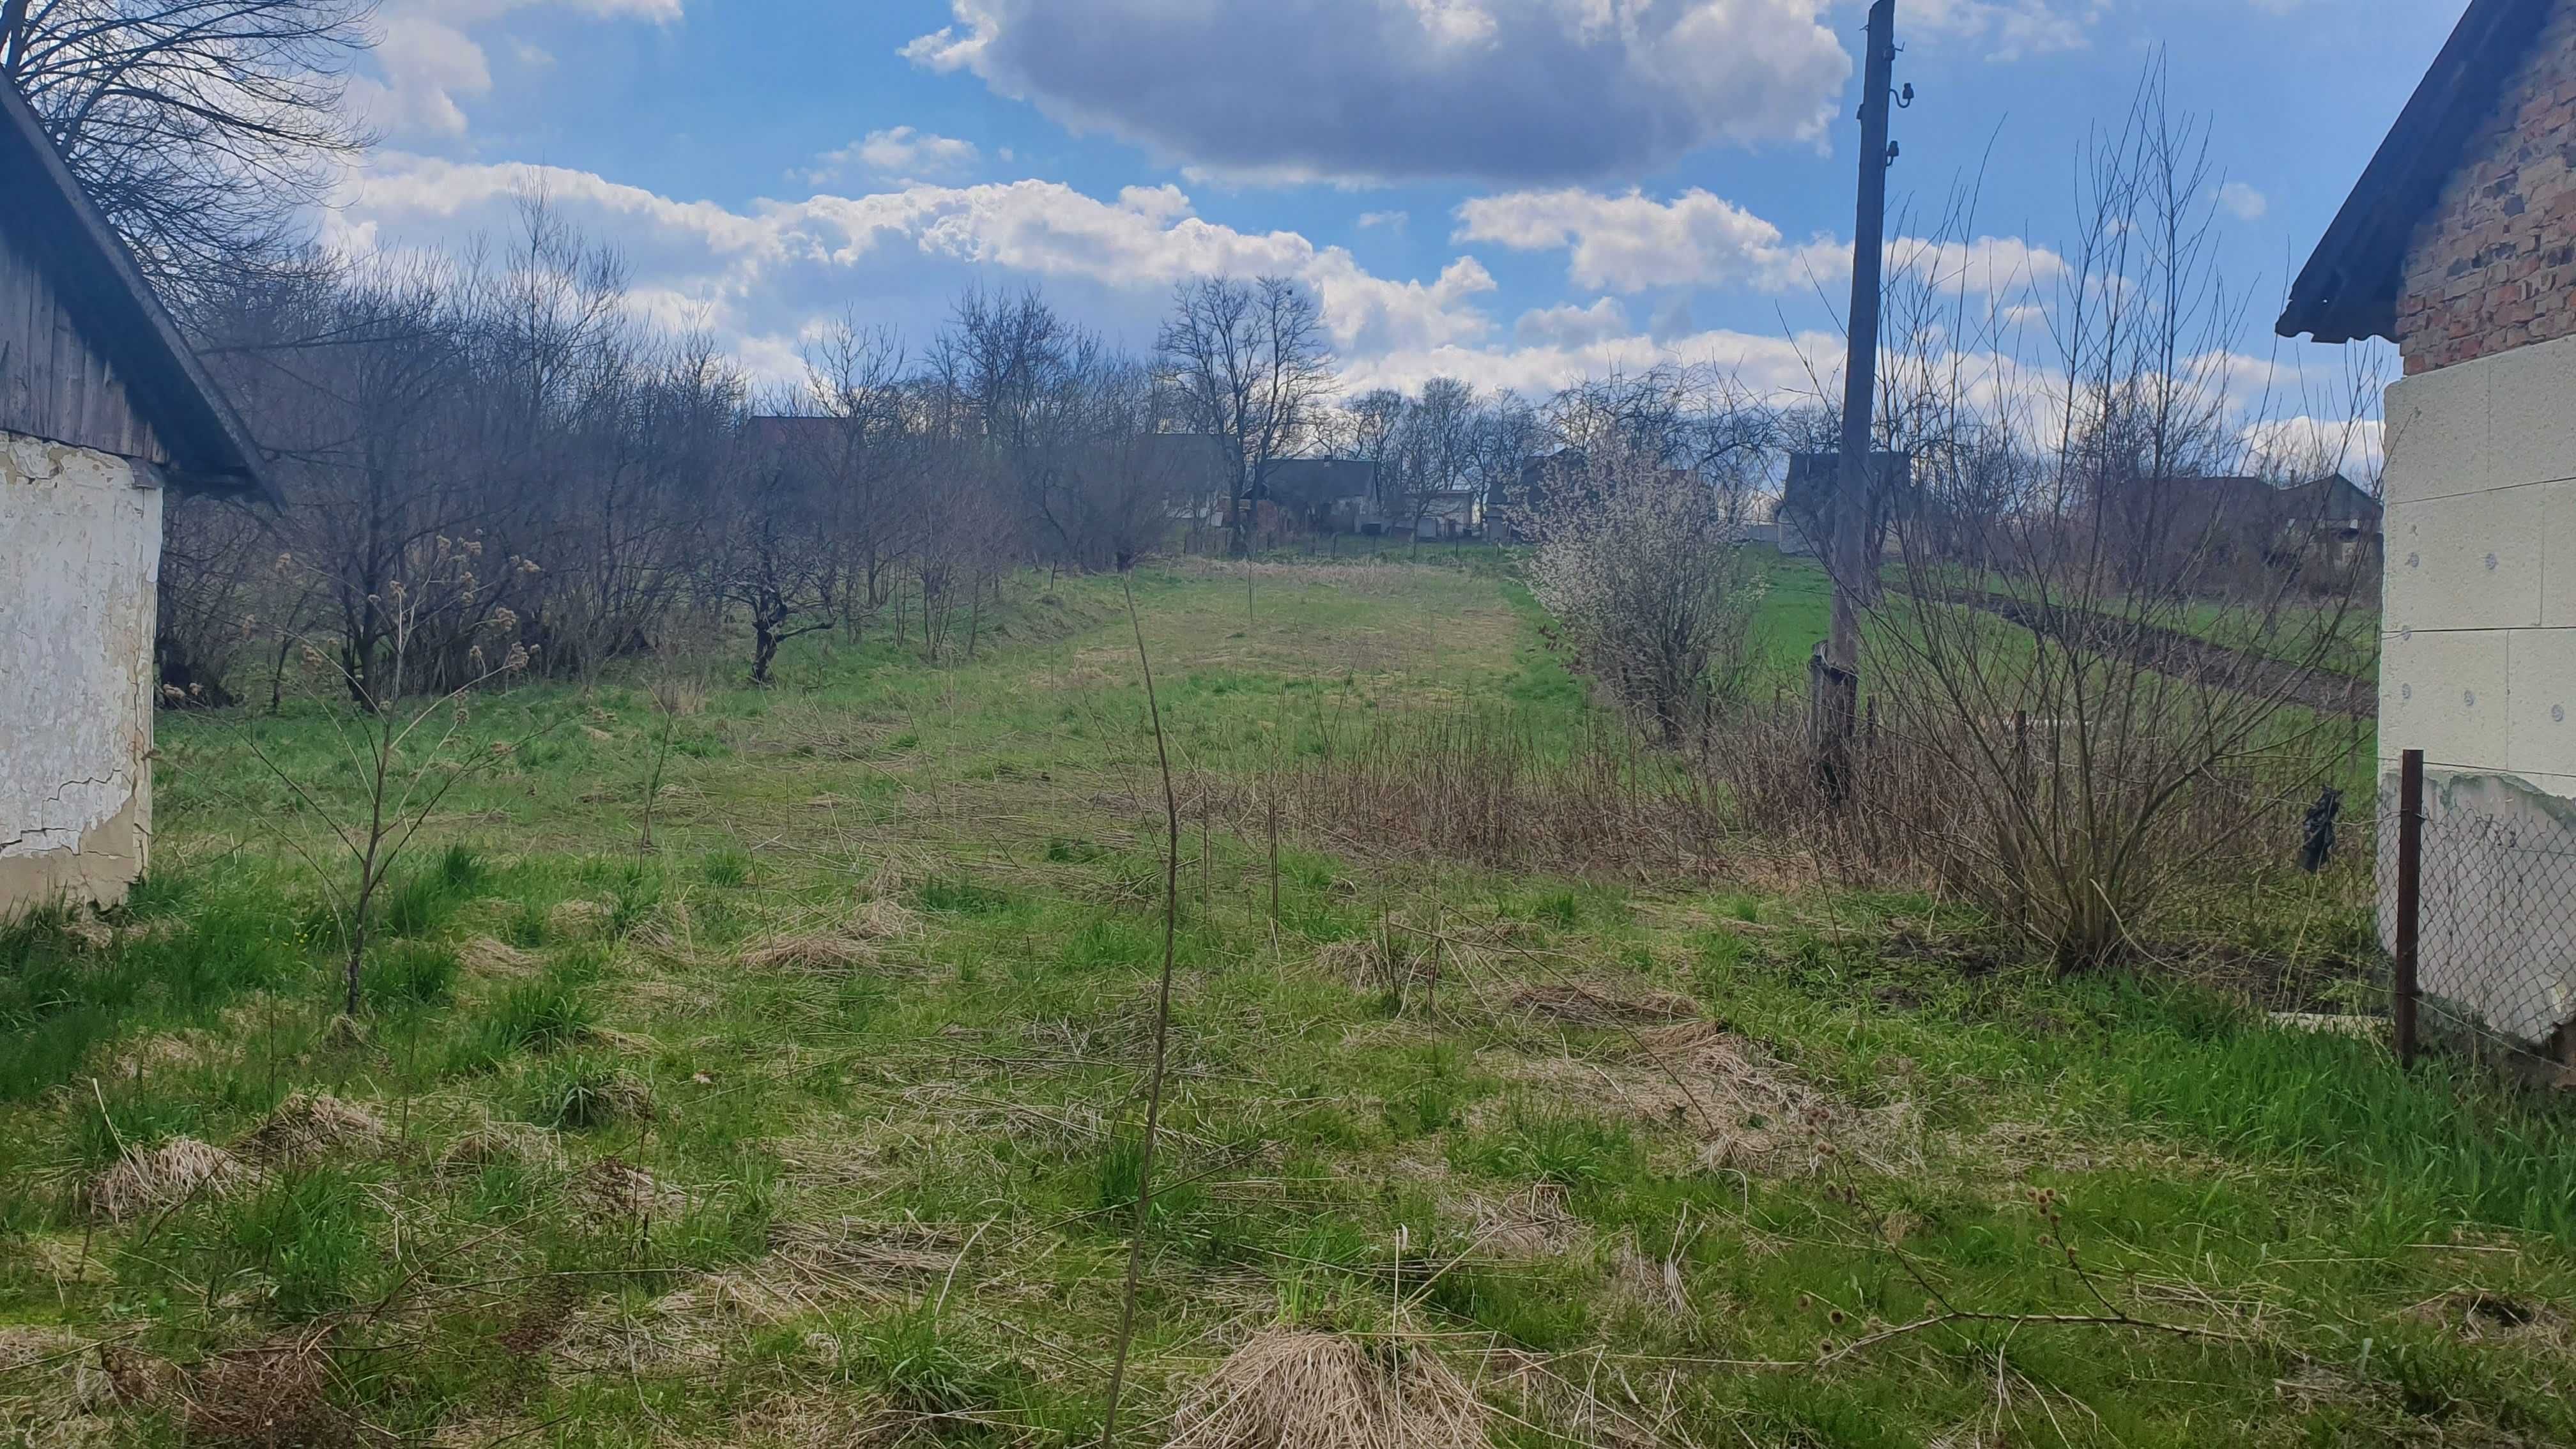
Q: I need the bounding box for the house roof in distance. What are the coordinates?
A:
[0,79,273,499]
[2276,0,2553,346]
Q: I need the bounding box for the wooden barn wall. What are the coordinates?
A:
[0,219,162,464]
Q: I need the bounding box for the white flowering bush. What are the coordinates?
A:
[1519,439,1767,742]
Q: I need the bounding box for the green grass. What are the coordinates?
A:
[0,556,2563,1448]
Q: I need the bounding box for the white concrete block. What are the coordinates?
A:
[2543,480,2576,625]
[2508,629,2576,781]
[2382,358,2492,505]
[2380,625,2511,771]
[2483,331,2576,489]
[2385,486,2546,632]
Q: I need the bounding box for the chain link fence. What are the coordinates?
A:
[2380,749,2576,1076]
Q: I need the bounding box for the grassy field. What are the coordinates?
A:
[3,556,2570,1448]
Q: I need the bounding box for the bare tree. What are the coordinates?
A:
[1,0,377,289]
[1158,275,1335,556]
[1847,70,2379,969]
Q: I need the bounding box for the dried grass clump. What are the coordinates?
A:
[1507,981,1700,1027]
[740,933,880,975]
[1454,1183,1585,1261]
[547,900,617,940]
[852,895,920,940]
[89,1138,246,1222]
[570,1156,688,1222]
[183,1340,350,1448]
[0,1326,119,1443]
[436,1120,564,1178]
[237,1092,389,1168]
[1497,1022,1914,1178]
[767,1219,962,1301]
[1169,1330,1487,1449]
[459,937,539,977]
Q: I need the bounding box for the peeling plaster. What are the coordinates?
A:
[1,427,160,915]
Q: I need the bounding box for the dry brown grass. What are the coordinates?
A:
[1169,1329,1487,1449]
[1452,1183,1586,1261]
[0,1326,119,1446]
[434,1120,564,1178]
[182,1338,355,1448]
[568,1156,687,1222]
[236,1093,388,1169]
[546,900,616,940]
[1505,981,1701,1027]
[457,937,539,977]
[89,1138,246,1222]
[1487,1022,1919,1178]
[739,933,880,974]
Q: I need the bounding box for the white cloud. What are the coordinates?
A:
[1456,187,2064,297]
[1514,298,1633,349]
[2218,181,2269,222]
[806,128,985,185]
[348,0,681,137]
[1344,325,1841,401]
[903,0,1852,185]
[325,158,1506,372]
[1901,0,2111,61]
[1357,211,1411,233]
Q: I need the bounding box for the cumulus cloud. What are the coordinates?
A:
[325,158,1508,371]
[1457,187,2064,297]
[1514,298,1632,349]
[807,128,984,185]
[902,0,1851,185]
[348,0,681,137]
[2218,181,2269,222]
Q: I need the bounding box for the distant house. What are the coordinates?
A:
[1135,433,1238,528]
[1777,452,1909,559]
[1257,457,1378,533]
[1,80,273,916]
[2280,0,2576,1046]
[2111,474,2384,584]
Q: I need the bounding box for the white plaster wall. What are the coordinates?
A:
[0,427,161,910]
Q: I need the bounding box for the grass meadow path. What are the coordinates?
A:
[1,558,2572,1447]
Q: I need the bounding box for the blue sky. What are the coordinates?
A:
[321,0,2453,442]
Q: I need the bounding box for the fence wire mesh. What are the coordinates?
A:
[2381,760,2576,1076]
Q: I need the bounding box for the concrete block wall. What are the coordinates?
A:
[0,429,162,916]
[2380,330,2576,1044]
[2382,329,2576,795]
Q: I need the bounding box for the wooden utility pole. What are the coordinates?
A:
[1814,0,1901,795]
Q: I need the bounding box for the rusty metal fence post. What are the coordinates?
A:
[2395,748,2425,1069]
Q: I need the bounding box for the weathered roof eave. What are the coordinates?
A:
[2278,0,2556,346]
[0,79,276,502]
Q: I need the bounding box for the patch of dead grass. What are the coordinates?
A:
[458,937,539,977]
[436,1120,564,1178]
[236,1092,388,1169]
[1505,981,1700,1027]
[740,933,880,975]
[89,1138,245,1222]
[182,1338,357,1448]
[1169,1329,1486,1449]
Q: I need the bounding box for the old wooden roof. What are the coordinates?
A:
[2276,0,2554,346]
[0,79,273,498]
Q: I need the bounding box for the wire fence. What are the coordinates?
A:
[2382,749,2576,1077]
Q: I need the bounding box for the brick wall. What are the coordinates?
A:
[2400,0,2576,375]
